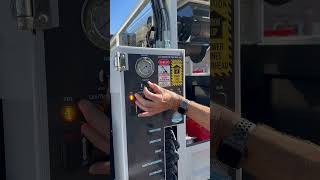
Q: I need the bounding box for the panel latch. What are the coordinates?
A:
[12,0,59,30]
[114,53,127,72]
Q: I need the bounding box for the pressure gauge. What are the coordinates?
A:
[135,57,155,78]
[81,0,109,50]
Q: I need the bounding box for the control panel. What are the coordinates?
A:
[110,46,185,180]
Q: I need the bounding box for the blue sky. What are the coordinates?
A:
[110,0,141,34]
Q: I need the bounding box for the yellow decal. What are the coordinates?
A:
[211,0,232,77]
[171,59,183,86]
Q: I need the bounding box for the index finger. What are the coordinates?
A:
[148,81,162,94]
[143,87,162,102]
[78,99,110,136]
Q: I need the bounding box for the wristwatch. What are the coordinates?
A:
[177,98,190,115]
[216,118,256,168]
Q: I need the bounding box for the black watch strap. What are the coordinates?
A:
[177,99,189,115]
[216,118,256,168]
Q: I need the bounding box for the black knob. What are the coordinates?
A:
[141,81,154,93]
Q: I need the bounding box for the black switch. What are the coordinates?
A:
[135,92,146,114]
[136,105,145,114]
[141,81,154,93]
[142,80,149,87]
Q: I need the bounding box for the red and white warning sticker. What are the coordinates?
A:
[158,59,171,87]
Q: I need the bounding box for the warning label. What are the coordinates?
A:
[158,59,171,87]
[211,0,233,77]
[171,59,183,86]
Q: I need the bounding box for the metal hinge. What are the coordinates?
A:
[114,53,128,72]
[12,0,59,30]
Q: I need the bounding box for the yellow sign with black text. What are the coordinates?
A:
[211,0,232,77]
[171,59,183,86]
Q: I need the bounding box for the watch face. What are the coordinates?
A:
[135,57,155,78]
[178,107,186,115]
[178,99,189,115]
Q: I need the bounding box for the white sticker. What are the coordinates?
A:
[158,59,171,87]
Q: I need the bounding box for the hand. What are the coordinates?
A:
[78,99,110,175]
[134,81,183,117]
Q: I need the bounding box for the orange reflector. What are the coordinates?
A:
[62,105,77,123]
[129,94,135,101]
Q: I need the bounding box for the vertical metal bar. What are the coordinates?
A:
[234,0,243,179]
[165,0,178,48]
[234,0,241,114]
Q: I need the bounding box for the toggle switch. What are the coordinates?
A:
[136,105,145,114]
[135,92,146,114]
[141,81,154,94]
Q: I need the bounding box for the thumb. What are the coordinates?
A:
[89,161,110,175]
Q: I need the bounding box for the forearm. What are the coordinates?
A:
[186,100,210,130]
[212,103,320,180]
[242,125,320,180]
[171,95,210,130]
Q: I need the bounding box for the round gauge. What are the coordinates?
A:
[81,0,109,50]
[135,57,155,78]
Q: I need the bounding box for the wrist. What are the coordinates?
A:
[171,94,183,111]
[212,103,240,153]
[216,118,256,169]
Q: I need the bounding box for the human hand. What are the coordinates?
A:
[134,81,183,117]
[78,99,110,175]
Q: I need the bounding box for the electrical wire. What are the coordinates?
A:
[151,0,160,41]
[158,0,170,32]
[155,0,163,41]
[126,7,152,33]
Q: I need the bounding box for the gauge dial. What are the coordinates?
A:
[81,0,109,50]
[135,57,155,78]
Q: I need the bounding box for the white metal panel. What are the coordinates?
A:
[110,47,129,180]
[186,142,210,180]
[111,46,186,180]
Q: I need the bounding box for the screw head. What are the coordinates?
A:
[38,14,49,24]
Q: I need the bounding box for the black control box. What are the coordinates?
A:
[111,47,185,180]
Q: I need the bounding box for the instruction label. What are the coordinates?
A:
[158,59,171,87]
[171,59,183,86]
[211,0,233,77]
